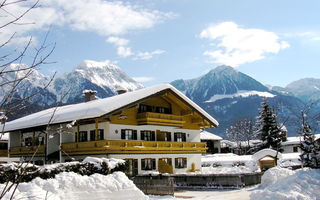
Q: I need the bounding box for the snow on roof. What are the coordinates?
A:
[200,131,222,140]
[2,84,219,132]
[282,134,320,146]
[0,133,8,141]
[252,149,282,161]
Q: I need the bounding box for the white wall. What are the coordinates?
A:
[282,144,301,153]
[62,153,202,174]
[108,124,200,142]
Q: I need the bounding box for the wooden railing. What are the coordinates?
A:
[0,149,8,157]
[136,112,185,127]
[61,140,207,156]
[9,145,45,157]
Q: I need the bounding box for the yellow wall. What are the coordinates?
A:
[109,92,210,130]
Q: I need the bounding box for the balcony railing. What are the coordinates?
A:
[0,149,8,157]
[136,112,185,127]
[9,145,45,157]
[61,140,207,156]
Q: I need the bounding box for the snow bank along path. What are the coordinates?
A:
[0,172,148,200]
[250,167,320,200]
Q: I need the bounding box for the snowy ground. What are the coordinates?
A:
[150,187,255,200]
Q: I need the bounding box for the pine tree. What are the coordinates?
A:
[256,99,283,151]
[300,112,319,168]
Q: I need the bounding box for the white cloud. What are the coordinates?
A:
[106,36,132,57]
[0,0,173,46]
[132,76,154,83]
[134,49,165,60]
[200,22,289,67]
[117,46,133,58]
[106,37,129,46]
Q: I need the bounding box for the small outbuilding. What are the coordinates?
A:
[200,130,222,154]
[252,149,282,171]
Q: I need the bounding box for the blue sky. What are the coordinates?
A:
[2,0,320,87]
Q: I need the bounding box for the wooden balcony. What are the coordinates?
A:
[61,140,207,156]
[137,112,185,127]
[9,145,45,157]
[0,149,8,157]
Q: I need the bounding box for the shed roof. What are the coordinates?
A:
[200,130,222,140]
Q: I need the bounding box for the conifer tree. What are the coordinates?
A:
[256,99,283,151]
[300,112,319,168]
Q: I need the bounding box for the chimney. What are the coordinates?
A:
[83,90,97,102]
[116,86,127,95]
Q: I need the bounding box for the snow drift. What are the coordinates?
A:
[0,172,148,200]
[250,167,320,200]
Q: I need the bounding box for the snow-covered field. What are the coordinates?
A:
[1,167,319,200]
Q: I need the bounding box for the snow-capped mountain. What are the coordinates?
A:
[285,78,320,103]
[1,60,143,120]
[172,66,270,103]
[52,60,143,103]
[171,65,304,137]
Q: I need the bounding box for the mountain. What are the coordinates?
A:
[285,78,320,103]
[52,60,143,103]
[171,65,305,137]
[172,66,269,103]
[1,60,143,120]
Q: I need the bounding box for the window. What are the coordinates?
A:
[89,129,104,141]
[34,136,44,146]
[79,131,88,142]
[138,104,153,113]
[141,130,155,141]
[293,146,298,152]
[155,106,171,114]
[98,129,104,140]
[175,157,187,168]
[164,132,171,141]
[141,158,156,170]
[0,143,7,150]
[121,129,137,140]
[159,158,172,166]
[174,132,186,142]
[24,137,33,146]
[90,130,95,141]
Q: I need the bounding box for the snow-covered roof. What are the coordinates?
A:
[221,139,262,148]
[282,134,320,146]
[2,84,219,132]
[0,133,8,141]
[200,131,222,141]
[252,149,282,161]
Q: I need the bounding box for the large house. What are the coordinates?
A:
[3,84,218,175]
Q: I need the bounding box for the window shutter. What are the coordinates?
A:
[175,158,178,168]
[99,129,104,140]
[141,159,145,170]
[121,129,125,139]
[151,131,155,141]
[182,133,186,142]
[75,132,77,142]
[133,130,137,140]
[167,132,171,141]
[168,158,172,166]
[141,131,145,140]
[183,158,187,168]
[152,159,156,170]
[174,133,177,142]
